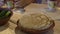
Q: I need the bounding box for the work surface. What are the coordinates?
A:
[0,3,60,34]
[0,12,59,34]
[24,3,60,20]
[0,20,60,34]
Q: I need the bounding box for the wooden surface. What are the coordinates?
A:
[24,3,60,20]
[10,12,22,24]
[13,0,34,7]
[0,12,60,34]
[0,3,60,34]
[0,20,60,34]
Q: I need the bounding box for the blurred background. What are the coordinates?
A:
[0,0,60,9]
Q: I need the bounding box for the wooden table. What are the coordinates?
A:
[0,13,59,34]
[24,3,60,34]
[0,3,60,34]
[0,12,60,34]
[24,3,60,20]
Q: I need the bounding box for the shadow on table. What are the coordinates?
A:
[15,27,26,34]
[0,23,9,32]
[15,27,54,34]
[41,29,54,34]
